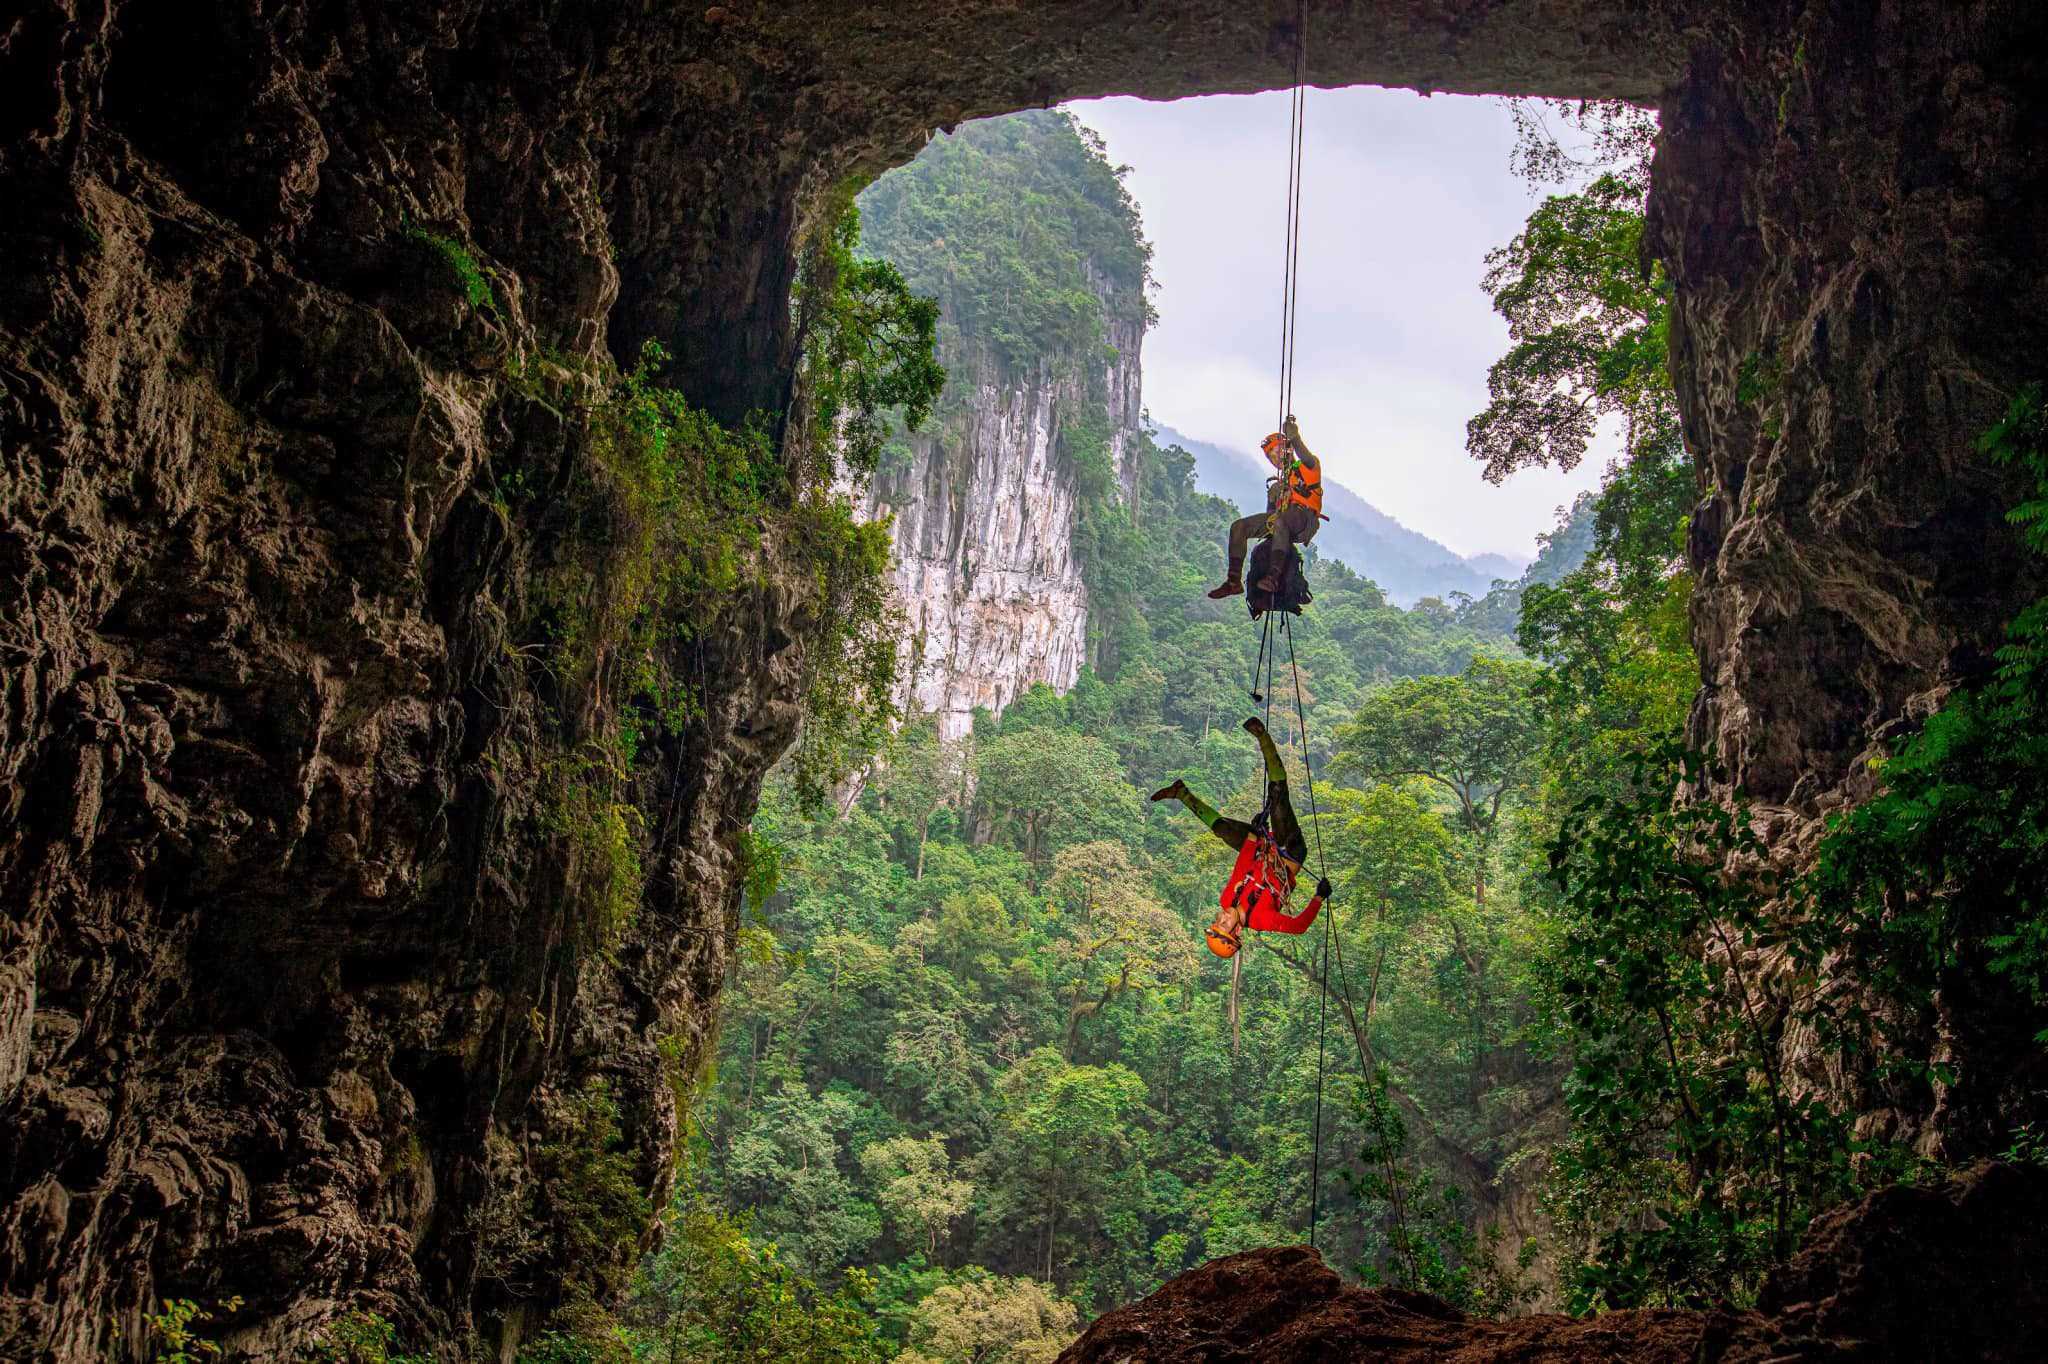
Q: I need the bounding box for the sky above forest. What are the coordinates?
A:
[1072,87,1614,562]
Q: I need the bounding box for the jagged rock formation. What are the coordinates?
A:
[1,5,818,1359]
[856,120,1149,739]
[1058,1162,2048,1363]
[862,319,1143,740]
[4,0,2046,1359]
[1661,3,2048,826]
[1653,1,2048,1151]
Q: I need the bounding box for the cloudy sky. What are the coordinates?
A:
[1070,88,1612,562]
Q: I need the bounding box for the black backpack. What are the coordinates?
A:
[1246,539,1311,618]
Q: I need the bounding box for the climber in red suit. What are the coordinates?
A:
[1152,715,1331,957]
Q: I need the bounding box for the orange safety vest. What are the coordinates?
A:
[1285,458,1323,516]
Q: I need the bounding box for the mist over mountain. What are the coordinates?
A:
[1153,424,1527,605]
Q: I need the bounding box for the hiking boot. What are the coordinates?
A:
[1255,573,1281,594]
[1207,576,1243,599]
[1243,716,1267,738]
[1150,779,1191,803]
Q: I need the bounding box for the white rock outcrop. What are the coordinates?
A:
[864,307,1145,741]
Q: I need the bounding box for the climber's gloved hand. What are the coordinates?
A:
[1316,877,1333,900]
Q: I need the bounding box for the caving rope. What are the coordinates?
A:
[1219,0,1332,1254]
[1264,0,1337,1255]
[1289,612,1336,1253]
[1238,605,1336,1252]
[1276,0,1308,432]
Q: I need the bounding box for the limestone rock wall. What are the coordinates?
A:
[0,3,809,1359]
[1657,1,2048,827]
[863,309,1145,742]
[1651,0,2048,1151]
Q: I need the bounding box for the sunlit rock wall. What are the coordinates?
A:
[863,294,1146,741]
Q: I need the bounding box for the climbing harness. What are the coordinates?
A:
[1219,819,1312,931]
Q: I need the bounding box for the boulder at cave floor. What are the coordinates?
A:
[1057,1161,2048,1364]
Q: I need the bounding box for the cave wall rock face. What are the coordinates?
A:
[3,0,2045,1358]
[1658,1,2048,827]
[0,3,810,1359]
[1651,0,2048,1149]
[862,302,1146,742]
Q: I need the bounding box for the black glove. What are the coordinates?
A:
[1315,878,1333,900]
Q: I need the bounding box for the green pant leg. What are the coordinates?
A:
[1165,784,1238,843]
[1225,512,1270,573]
[1209,816,1254,851]
[1251,724,1286,782]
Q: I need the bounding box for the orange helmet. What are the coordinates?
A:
[1261,431,1289,461]
[1205,922,1242,958]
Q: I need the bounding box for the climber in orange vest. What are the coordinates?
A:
[1151,715,1331,957]
[1208,414,1325,599]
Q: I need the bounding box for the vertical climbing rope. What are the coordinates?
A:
[1228,0,1333,1254]
[1275,0,1310,428]
[1253,614,1269,733]
[1282,612,1336,1250]
[1248,609,1275,709]
[1268,0,1334,1254]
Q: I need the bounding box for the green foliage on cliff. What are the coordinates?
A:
[528,339,776,693]
[1811,387,2048,1021]
[1533,388,2048,1308]
[406,222,500,315]
[796,202,947,482]
[301,1312,431,1364]
[142,1297,243,1363]
[535,1078,653,1309]
[858,110,1152,377]
[504,193,940,969]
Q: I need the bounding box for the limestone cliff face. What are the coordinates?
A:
[862,306,1145,741]
[1657,2,2048,830]
[0,5,810,1360]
